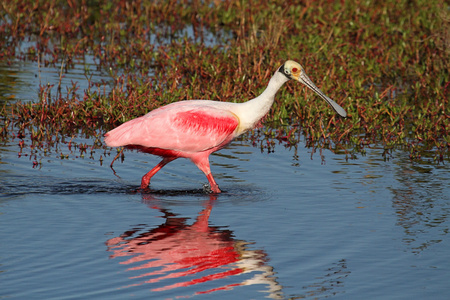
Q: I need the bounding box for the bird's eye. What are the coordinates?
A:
[292,67,298,73]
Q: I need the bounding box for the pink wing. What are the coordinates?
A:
[104,102,239,153]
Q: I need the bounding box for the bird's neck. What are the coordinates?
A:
[237,71,289,133]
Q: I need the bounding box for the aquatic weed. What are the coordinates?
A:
[0,0,448,165]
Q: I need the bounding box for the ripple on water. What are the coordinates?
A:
[1,139,450,299]
[0,194,127,299]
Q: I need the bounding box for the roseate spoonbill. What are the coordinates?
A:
[104,60,347,193]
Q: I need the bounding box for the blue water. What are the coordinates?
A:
[1,53,450,299]
[1,134,449,299]
[0,54,111,104]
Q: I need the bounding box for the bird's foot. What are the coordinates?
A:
[141,177,151,190]
[138,186,152,193]
[203,183,221,194]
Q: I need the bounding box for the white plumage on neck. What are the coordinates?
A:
[233,69,289,134]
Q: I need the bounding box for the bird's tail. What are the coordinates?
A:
[103,117,144,147]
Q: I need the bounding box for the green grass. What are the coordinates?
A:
[0,0,449,163]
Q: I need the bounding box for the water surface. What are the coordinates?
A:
[1,50,449,300]
[1,136,449,299]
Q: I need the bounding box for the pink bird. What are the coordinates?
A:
[104,60,347,193]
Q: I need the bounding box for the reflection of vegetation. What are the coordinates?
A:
[390,157,449,254]
[0,64,20,102]
[0,0,449,163]
[291,259,350,299]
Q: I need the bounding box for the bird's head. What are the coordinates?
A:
[279,60,347,118]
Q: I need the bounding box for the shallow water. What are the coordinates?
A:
[1,135,449,299]
[1,53,450,300]
[0,55,111,104]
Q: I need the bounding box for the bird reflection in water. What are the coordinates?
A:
[106,194,283,299]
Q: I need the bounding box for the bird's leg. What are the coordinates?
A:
[141,157,176,189]
[191,155,221,193]
[206,173,221,194]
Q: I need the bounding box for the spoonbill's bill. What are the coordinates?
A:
[104,60,347,193]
